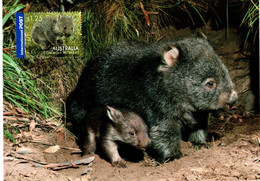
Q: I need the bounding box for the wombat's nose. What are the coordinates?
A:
[140,140,151,150]
[228,90,238,107]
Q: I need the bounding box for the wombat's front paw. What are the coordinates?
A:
[81,147,95,156]
[111,160,127,168]
[193,143,211,150]
[57,39,64,45]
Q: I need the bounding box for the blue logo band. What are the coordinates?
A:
[16,13,25,58]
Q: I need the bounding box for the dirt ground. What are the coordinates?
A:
[4,112,260,181]
[3,29,260,181]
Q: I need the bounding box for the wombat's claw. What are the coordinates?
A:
[203,144,211,149]
[112,160,127,168]
[193,145,201,150]
[193,143,210,150]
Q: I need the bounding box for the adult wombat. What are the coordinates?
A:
[31,15,74,50]
[80,106,151,168]
[66,34,237,163]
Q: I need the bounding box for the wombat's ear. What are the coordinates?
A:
[106,106,123,123]
[163,47,179,67]
[159,46,179,71]
[196,32,207,40]
[57,15,62,21]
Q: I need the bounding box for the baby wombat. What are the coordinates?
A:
[31,15,74,50]
[81,106,151,168]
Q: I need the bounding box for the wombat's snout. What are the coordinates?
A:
[228,90,238,107]
[146,140,151,148]
[140,139,151,151]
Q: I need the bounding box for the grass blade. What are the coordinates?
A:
[3,3,28,27]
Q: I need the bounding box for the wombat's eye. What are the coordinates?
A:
[206,80,216,89]
[204,78,216,90]
[129,131,136,137]
[64,26,67,30]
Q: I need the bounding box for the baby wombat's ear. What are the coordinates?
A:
[158,46,179,72]
[106,106,123,123]
[57,15,63,21]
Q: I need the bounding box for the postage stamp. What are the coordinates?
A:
[16,11,82,58]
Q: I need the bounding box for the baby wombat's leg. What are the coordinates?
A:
[38,40,52,50]
[57,39,64,45]
[101,140,126,168]
[81,129,96,155]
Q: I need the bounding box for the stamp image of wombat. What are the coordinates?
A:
[66,33,237,163]
[31,15,74,50]
[81,106,151,168]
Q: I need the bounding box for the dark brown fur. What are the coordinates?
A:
[81,106,151,168]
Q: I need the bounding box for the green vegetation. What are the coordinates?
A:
[3,1,62,119]
[3,53,61,118]
[4,129,17,143]
[156,0,207,27]
[3,0,27,27]
[83,1,141,59]
[187,1,206,25]
[240,0,259,45]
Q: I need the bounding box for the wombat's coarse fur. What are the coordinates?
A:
[31,15,74,50]
[81,106,151,168]
[66,34,237,163]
